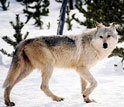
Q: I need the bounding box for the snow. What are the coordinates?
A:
[0,0,124,107]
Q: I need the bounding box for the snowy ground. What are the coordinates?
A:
[0,0,124,107]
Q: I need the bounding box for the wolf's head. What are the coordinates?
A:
[91,22,118,52]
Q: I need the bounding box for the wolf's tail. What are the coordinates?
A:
[3,51,24,88]
[2,41,30,88]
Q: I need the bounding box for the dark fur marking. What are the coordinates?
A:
[22,50,30,62]
[24,39,34,45]
[83,94,86,98]
[85,100,90,103]
[42,36,76,47]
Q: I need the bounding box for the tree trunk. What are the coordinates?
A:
[57,0,68,35]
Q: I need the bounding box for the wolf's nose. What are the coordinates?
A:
[103,43,108,49]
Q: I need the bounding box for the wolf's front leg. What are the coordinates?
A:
[41,65,64,101]
[77,66,97,103]
[80,77,87,94]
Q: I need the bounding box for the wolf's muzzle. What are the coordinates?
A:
[103,43,108,49]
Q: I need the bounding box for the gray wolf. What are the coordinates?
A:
[3,22,118,106]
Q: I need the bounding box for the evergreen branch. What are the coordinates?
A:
[24,14,31,24]
[26,5,36,9]
[0,0,10,10]
[0,49,12,57]
[66,6,73,30]
[118,36,124,42]
[24,32,29,40]
[109,47,124,58]
[72,14,85,25]
[75,2,86,14]
[55,0,62,3]
[10,21,16,29]
[13,34,22,44]
[23,9,33,15]
[2,36,17,47]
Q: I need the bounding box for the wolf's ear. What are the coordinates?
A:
[110,23,115,29]
[95,21,103,28]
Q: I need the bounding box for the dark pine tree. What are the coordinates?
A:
[0,14,29,57]
[23,0,50,29]
[0,0,10,11]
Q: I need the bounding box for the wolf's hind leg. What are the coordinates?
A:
[41,65,64,101]
[4,61,33,106]
[77,67,97,103]
[4,86,15,106]
[15,64,34,84]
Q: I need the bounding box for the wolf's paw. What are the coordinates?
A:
[84,98,96,103]
[5,101,15,106]
[52,96,64,102]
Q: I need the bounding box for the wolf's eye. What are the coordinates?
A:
[99,36,103,39]
[107,35,111,38]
